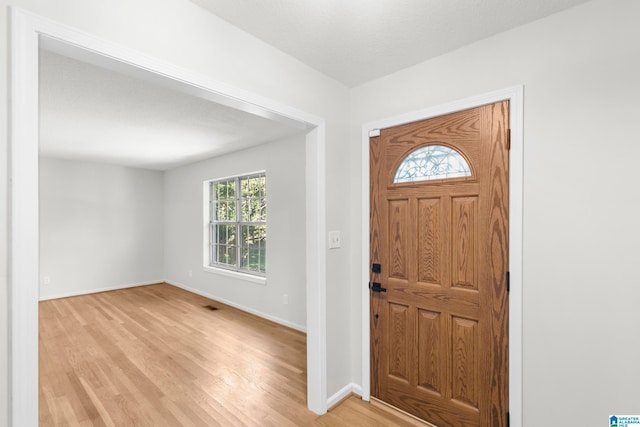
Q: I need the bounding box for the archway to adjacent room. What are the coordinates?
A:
[10,8,327,426]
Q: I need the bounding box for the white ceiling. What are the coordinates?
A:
[39,50,304,171]
[191,0,590,87]
[40,1,591,170]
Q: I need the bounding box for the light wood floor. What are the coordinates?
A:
[39,283,417,426]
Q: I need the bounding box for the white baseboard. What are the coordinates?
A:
[327,383,363,409]
[165,280,307,333]
[38,280,162,301]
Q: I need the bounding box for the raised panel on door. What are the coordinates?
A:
[388,199,410,280]
[387,302,410,382]
[451,196,478,290]
[417,198,443,286]
[417,308,444,395]
[451,316,480,410]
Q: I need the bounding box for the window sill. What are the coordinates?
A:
[203,266,267,285]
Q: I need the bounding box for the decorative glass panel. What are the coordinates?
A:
[393,145,471,183]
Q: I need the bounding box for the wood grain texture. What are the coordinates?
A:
[40,284,418,426]
[417,309,442,395]
[478,100,510,427]
[418,198,442,285]
[452,196,478,290]
[452,317,479,409]
[388,303,410,381]
[370,102,509,426]
[370,133,384,399]
[389,199,410,279]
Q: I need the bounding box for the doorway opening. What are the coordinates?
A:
[10,8,327,426]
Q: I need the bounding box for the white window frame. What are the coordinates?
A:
[204,171,267,280]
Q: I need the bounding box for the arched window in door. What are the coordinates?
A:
[393,145,471,183]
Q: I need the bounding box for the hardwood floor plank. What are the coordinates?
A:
[39,283,423,426]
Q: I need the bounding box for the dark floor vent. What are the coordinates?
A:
[203,304,219,311]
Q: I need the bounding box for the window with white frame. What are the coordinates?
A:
[208,173,266,275]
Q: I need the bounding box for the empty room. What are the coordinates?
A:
[38,46,317,425]
[4,0,640,426]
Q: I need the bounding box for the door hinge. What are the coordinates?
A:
[506,271,510,293]
[506,129,511,150]
[507,411,510,427]
[369,129,381,138]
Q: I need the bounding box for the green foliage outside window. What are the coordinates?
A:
[210,173,266,274]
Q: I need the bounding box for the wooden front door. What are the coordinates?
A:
[370,101,509,427]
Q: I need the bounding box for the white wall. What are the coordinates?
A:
[0,11,7,422]
[349,0,640,425]
[38,158,164,300]
[164,135,307,330]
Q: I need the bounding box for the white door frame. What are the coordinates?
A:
[9,8,327,426]
[361,86,524,426]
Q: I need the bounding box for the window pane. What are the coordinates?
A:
[216,224,225,243]
[226,245,237,266]
[242,225,266,273]
[259,245,266,273]
[241,247,250,269]
[241,197,266,222]
[216,224,236,246]
[214,244,236,266]
[220,181,228,200]
[240,175,266,222]
[248,248,260,271]
[215,244,225,265]
[227,200,236,221]
[394,145,471,183]
[215,180,235,201]
[213,180,237,221]
[214,201,223,221]
[259,176,266,197]
[241,225,266,248]
[242,176,265,197]
[241,199,250,222]
[216,182,225,200]
[241,247,262,272]
[215,224,236,267]
[226,181,231,198]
